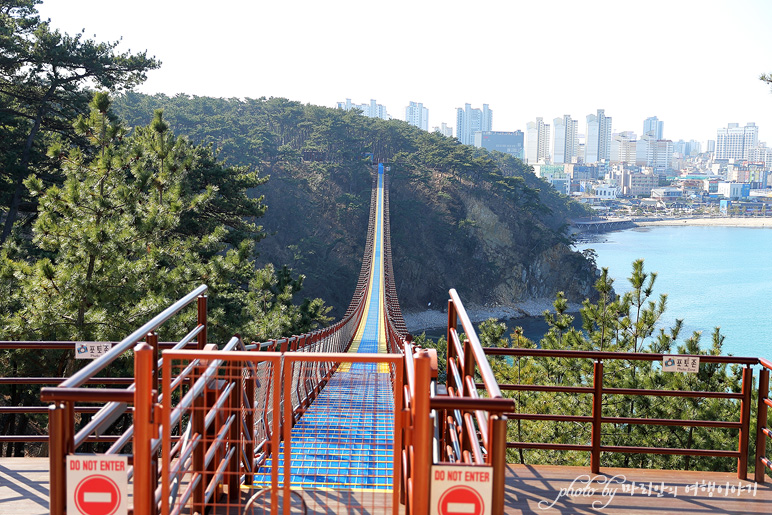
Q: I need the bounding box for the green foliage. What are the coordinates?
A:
[485,259,743,472]
[0,0,161,242]
[0,93,332,454]
[761,71,772,91]
[414,332,448,383]
[109,93,599,315]
[1,93,330,344]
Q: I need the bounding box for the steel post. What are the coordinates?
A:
[228,361,240,500]
[738,365,752,480]
[490,414,508,514]
[755,367,770,483]
[134,343,155,515]
[413,350,432,515]
[192,359,205,513]
[197,295,207,350]
[48,403,65,515]
[591,360,603,474]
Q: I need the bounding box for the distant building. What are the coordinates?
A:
[707,140,716,153]
[715,123,758,160]
[643,116,664,139]
[636,136,674,172]
[336,98,390,120]
[571,165,600,181]
[585,109,612,163]
[610,131,637,165]
[526,117,551,164]
[748,143,772,170]
[651,140,674,172]
[474,131,524,160]
[678,179,705,195]
[405,101,429,131]
[432,123,453,137]
[718,182,751,200]
[650,187,682,202]
[727,164,769,188]
[456,103,492,145]
[621,169,658,197]
[535,164,569,194]
[703,178,720,194]
[674,140,702,157]
[593,184,620,200]
[553,115,579,164]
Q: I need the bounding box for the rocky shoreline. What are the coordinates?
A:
[402,298,582,333]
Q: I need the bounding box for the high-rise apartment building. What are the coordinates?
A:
[336,98,390,120]
[526,117,551,164]
[651,140,674,172]
[456,103,492,145]
[405,101,429,131]
[433,123,453,138]
[715,123,759,160]
[610,131,637,165]
[748,144,772,169]
[585,109,612,163]
[552,115,578,164]
[636,135,673,171]
[674,140,702,157]
[643,116,664,139]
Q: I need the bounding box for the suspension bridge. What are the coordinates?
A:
[1,163,771,514]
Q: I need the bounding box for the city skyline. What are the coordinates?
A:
[37,0,772,147]
[372,98,762,168]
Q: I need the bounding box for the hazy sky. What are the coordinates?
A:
[38,0,772,146]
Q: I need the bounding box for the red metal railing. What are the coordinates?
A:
[389,289,511,514]
[40,284,209,515]
[482,346,766,480]
[434,289,510,511]
[0,340,196,450]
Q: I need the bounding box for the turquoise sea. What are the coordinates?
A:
[574,226,772,360]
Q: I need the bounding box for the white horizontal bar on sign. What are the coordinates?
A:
[83,492,112,503]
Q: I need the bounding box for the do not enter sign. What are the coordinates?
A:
[67,455,128,515]
[74,476,121,515]
[430,465,492,515]
[438,485,484,515]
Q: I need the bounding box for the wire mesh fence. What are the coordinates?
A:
[159,350,402,515]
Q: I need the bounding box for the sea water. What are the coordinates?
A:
[574,226,772,360]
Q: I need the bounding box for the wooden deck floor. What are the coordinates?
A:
[505,464,771,514]
[0,458,49,515]
[1,458,769,514]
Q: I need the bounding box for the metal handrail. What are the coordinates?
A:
[60,284,207,389]
[45,286,209,515]
[483,346,762,480]
[484,346,760,365]
[448,288,502,399]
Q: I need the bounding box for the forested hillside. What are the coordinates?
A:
[113,93,599,316]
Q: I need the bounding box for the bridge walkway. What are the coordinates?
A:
[251,166,394,495]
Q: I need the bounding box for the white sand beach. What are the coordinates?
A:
[635,217,772,227]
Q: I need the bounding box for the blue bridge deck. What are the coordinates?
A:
[253,165,393,491]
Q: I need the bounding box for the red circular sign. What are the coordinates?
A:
[438,485,484,515]
[74,475,121,515]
